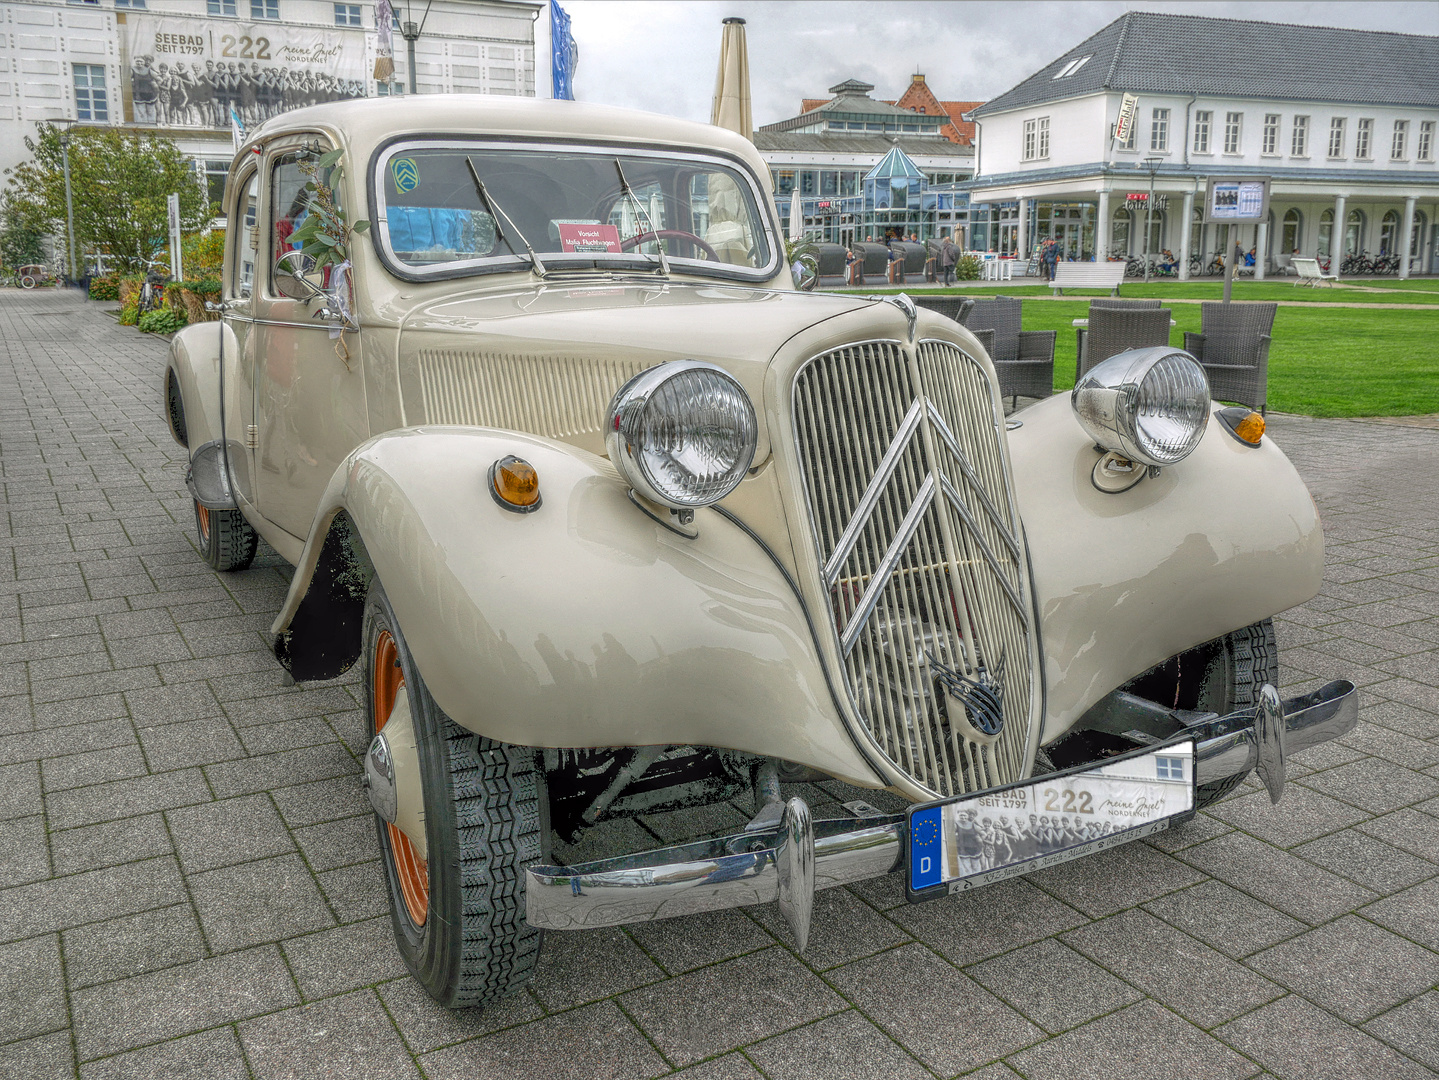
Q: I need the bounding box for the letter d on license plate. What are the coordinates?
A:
[905,740,1196,901]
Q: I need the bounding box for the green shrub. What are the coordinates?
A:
[138,307,186,334]
[118,298,139,326]
[89,274,120,301]
[955,254,983,281]
[182,229,225,278]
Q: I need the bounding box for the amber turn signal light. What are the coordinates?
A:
[1217,407,1265,447]
[488,455,541,513]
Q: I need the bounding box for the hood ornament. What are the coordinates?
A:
[928,650,1006,744]
[869,292,917,343]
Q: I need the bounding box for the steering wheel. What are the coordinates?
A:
[619,229,719,262]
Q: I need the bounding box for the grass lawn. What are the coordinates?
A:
[1016,301,1439,416]
[877,279,1439,305]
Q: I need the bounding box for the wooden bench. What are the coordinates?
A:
[1291,257,1336,287]
[1050,261,1125,295]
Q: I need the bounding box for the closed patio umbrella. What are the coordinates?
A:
[789,191,803,242]
[711,17,752,140]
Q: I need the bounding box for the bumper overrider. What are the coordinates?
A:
[526,680,1358,949]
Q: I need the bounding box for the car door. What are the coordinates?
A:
[250,140,368,542]
[222,163,260,509]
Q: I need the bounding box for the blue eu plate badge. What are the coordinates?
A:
[909,806,944,891]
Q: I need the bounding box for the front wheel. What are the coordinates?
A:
[19,275,36,289]
[364,581,545,1008]
[193,500,257,571]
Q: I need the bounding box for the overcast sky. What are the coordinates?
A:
[553,1,1438,124]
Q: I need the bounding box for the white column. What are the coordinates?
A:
[1399,196,1417,279]
[1096,189,1110,262]
[1255,221,1268,280]
[1331,194,1346,272]
[1178,189,1194,281]
[1016,197,1029,269]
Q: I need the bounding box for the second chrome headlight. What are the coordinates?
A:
[606,360,758,509]
[1072,347,1211,468]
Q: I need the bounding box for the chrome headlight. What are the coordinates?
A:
[1071,348,1210,468]
[606,360,758,509]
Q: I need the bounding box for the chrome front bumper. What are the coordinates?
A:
[526,680,1358,947]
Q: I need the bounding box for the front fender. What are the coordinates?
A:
[272,427,883,788]
[165,322,223,450]
[1009,395,1324,743]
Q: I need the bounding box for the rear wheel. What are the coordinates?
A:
[364,581,545,1008]
[193,500,257,571]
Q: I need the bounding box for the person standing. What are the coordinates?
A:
[1042,237,1059,282]
[940,232,958,287]
[131,56,156,124]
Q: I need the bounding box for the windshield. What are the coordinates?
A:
[374,141,776,281]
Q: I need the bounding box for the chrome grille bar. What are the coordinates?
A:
[839,474,935,655]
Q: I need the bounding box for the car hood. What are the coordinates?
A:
[392,280,883,461]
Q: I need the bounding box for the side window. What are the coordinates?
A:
[269,151,321,294]
[232,170,259,300]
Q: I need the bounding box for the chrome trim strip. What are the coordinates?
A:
[938,475,1028,623]
[923,402,1021,561]
[839,473,935,656]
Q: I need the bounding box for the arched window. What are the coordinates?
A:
[1345,209,1364,257]
[1112,207,1131,256]
[1146,209,1165,255]
[1380,209,1401,255]
[1412,210,1428,259]
[1191,206,1204,261]
[1318,208,1333,257]
[1282,208,1302,254]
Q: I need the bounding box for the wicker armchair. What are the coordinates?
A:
[914,296,974,326]
[1183,302,1278,413]
[967,296,1057,406]
[1076,307,1173,379]
[1076,298,1164,360]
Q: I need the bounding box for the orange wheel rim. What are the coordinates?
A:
[196,503,211,543]
[374,629,428,926]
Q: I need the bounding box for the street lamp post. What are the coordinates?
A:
[1141,156,1161,283]
[59,129,78,285]
[401,20,419,95]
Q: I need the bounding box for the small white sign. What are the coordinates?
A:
[1204,177,1270,223]
[1114,94,1139,144]
[167,192,183,282]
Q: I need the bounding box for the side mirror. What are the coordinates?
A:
[273,249,324,301]
[791,256,817,292]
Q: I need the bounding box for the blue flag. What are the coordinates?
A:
[909,806,944,891]
[551,0,577,100]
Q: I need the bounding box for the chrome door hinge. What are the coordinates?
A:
[244,425,259,449]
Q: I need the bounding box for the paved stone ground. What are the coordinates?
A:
[1,286,1436,1080]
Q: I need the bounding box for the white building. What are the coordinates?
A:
[0,0,540,205]
[963,12,1439,278]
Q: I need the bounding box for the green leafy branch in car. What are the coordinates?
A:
[290,147,372,273]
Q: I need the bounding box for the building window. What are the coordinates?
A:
[1413,211,1428,258]
[1380,210,1401,255]
[72,64,107,123]
[1328,117,1345,158]
[1355,118,1373,160]
[1345,209,1363,257]
[376,80,404,96]
[1150,108,1170,152]
[1111,207,1130,256]
[1223,112,1242,154]
[1193,110,1211,154]
[251,0,278,19]
[1282,208,1301,254]
[1420,122,1435,162]
[1037,116,1049,158]
[1155,757,1185,780]
[115,0,147,7]
[1318,209,1333,258]
[1023,117,1050,160]
[772,169,794,195]
[1262,113,1280,155]
[1052,55,1091,79]
[334,2,360,25]
[1290,116,1309,157]
[1391,119,1409,160]
[208,0,237,13]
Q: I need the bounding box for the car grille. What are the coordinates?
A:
[791,339,1035,797]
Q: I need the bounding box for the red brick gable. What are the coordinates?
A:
[800,82,983,145]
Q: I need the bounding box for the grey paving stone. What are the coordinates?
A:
[281,916,408,999]
[204,742,357,799]
[0,1031,74,1080]
[376,977,543,1054]
[1247,915,1439,1024]
[1143,810,1233,852]
[122,682,223,726]
[1062,908,1282,1028]
[665,1054,765,1080]
[1008,1000,1258,1080]
[1205,783,1370,848]
[622,946,845,1066]
[166,793,295,873]
[78,1027,250,1080]
[240,989,419,1080]
[529,925,664,1012]
[1024,837,1207,917]
[745,1010,931,1080]
[968,937,1142,1034]
[50,814,172,875]
[1356,807,1439,861]
[0,857,186,943]
[62,903,207,989]
[886,878,1087,966]
[0,760,41,820]
[0,814,49,887]
[238,715,338,756]
[32,694,126,730]
[317,859,390,923]
[419,1000,667,1080]
[826,943,1043,1075]
[46,767,212,829]
[0,935,66,1043]
[1301,757,1439,815]
[271,775,370,827]
[292,813,377,873]
[746,884,911,969]
[1176,831,1378,924]
[1141,879,1307,958]
[39,743,148,793]
[1360,877,1439,950]
[1292,831,1437,894]
[1363,991,1439,1072]
[1217,994,1433,1080]
[626,907,776,976]
[1340,721,1439,770]
[138,714,246,770]
[0,716,136,765]
[187,853,336,952]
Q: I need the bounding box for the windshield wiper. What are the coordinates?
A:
[614,158,671,277]
[465,157,547,279]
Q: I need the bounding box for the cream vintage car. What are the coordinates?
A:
[163,96,1358,1008]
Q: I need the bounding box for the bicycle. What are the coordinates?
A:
[137,253,171,314]
[1205,254,1225,276]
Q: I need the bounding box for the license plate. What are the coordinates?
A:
[905,740,1196,901]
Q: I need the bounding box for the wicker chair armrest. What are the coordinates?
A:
[1183,331,1206,357]
[1016,329,1057,360]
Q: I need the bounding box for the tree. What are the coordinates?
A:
[0,191,48,270]
[2,124,209,274]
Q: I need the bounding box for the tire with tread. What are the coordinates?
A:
[1196,618,1278,807]
[194,500,258,572]
[364,580,545,1008]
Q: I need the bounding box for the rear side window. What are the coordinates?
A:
[231,169,259,300]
